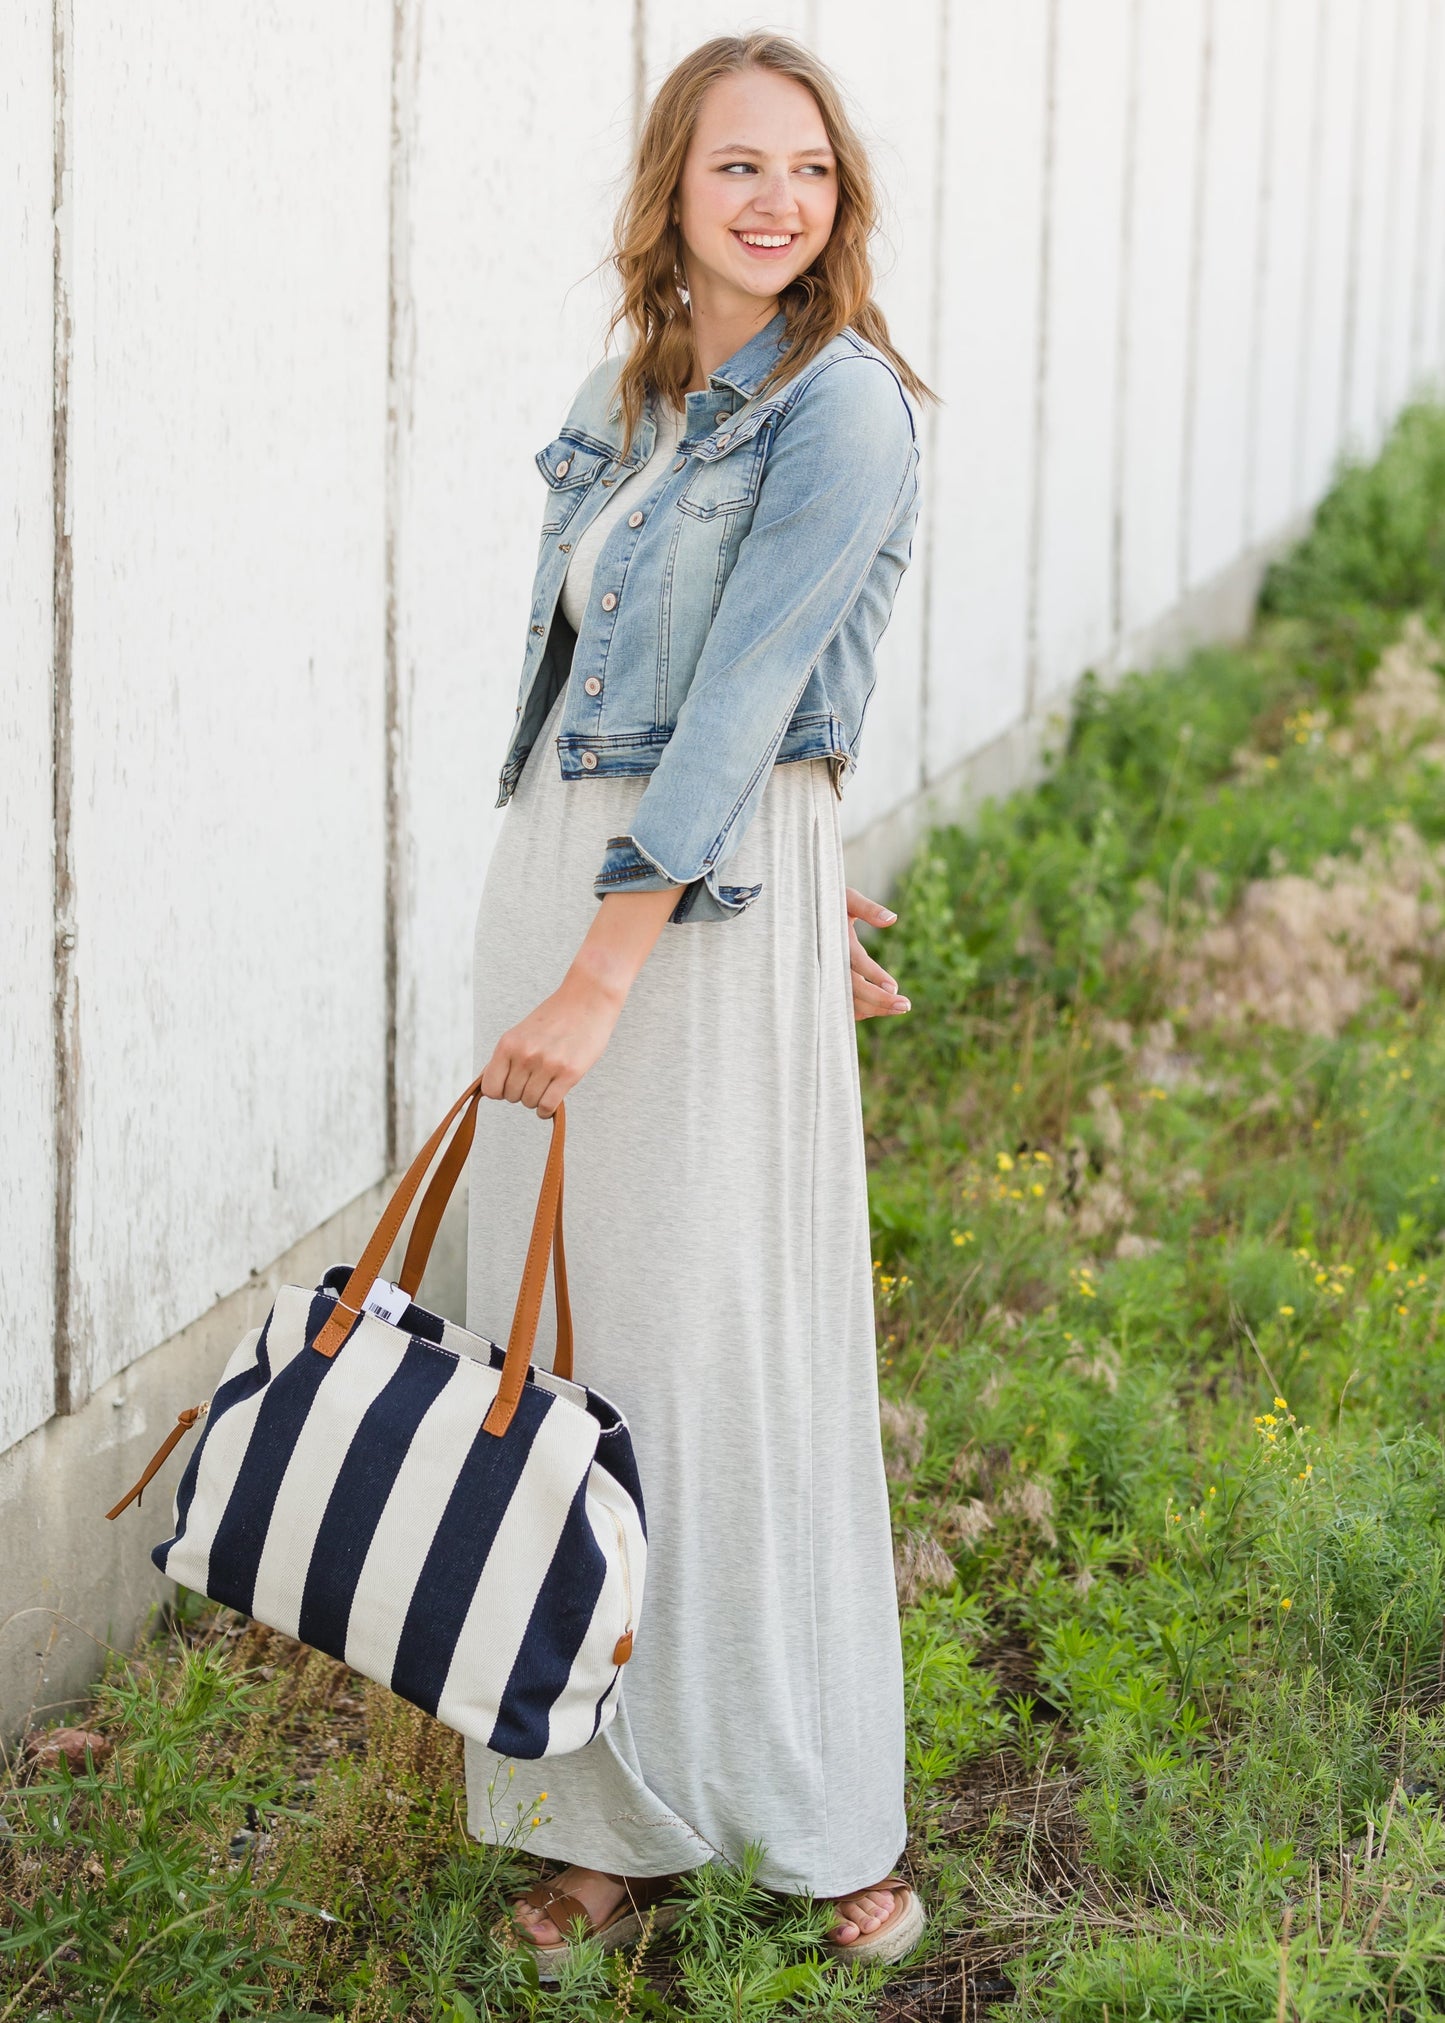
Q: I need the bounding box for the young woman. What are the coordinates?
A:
[462,31,933,1974]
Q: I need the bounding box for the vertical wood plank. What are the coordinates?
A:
[1116,0,1206,643]
[66,3,394,1400]
[1249,0,1319,539]
[1183,0,1270,591]
[1378,0,1430,412]
[1031,0,1131,704]
[923,0,1051,771]
[0,0,58,1447]
[1339,0,1397,455]
[1296,0,1362,502]
[1410,1,1445,387]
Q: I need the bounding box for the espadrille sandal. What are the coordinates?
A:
[506,1869,687,1980]
[822,1873,927,1965]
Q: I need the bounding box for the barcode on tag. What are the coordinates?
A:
[363,1277,410,1326]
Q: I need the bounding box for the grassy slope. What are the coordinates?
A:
[865,401,1445,2019]
[4,406,1445,2021]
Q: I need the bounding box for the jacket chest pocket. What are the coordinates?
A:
[536,436,611,534]
[676,409,776,522]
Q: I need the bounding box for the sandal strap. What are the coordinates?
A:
[533,1889,595,1937]
[514,1869,686,1947]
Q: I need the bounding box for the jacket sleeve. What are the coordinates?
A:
[592,354,919,922]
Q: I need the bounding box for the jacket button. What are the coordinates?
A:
[530,624,544,635]
[559,541,572,552]
[584,676,602,696]
[556,457,571,477]
[671,457,685,472]
[581,751,598,769]
[714,413,729,426]
[627,510,644,527]
[600,591,618,611]
[718,434,732,448]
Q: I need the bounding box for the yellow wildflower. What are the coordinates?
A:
[996,1152,1015,1172]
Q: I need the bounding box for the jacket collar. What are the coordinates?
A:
[706,308,791,399]
[605,309,791,435]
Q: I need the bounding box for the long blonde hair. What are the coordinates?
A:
[606,33,935,460]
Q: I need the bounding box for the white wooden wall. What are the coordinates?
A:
[4,0,1445,1452]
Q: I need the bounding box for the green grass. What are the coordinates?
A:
[5,403,1445,2019]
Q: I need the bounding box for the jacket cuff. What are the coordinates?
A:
[593,834,762,922]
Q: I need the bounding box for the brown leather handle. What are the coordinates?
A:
[397,1096,572,1383]
[481,1102,570,1436]
[313,1083,573,1426]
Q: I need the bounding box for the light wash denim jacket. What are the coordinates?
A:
[495,309,920,922]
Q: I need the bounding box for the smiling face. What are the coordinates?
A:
[675,66,838,315]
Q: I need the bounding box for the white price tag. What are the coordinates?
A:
[363,1277,410,1325]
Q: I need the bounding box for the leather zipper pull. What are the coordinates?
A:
[104,1402,208,1521]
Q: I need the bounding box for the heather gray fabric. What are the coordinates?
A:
[462,673,907,1894]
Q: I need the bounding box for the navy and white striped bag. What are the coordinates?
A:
[106,1082,646,1759]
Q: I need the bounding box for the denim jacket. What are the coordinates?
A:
[495,309,920,922]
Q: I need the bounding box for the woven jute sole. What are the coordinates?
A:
[521,1893,688,1982]
[823,1884,927,1966]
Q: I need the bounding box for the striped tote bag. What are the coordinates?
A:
[105,1081,646,1760]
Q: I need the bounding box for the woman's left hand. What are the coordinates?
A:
[845,887,910,1022]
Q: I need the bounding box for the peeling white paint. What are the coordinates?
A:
[63,3,393,1405]
[0,0,59,1452]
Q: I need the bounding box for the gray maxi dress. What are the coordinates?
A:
[462,407,907,1897]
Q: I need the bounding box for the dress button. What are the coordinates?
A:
[600,591,618,611]
[556,457,570,477]
[584,676,602,696]
[581,750,598,769]
[627,510,644,527]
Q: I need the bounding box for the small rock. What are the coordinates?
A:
[1114,1232,1163,1260]
[27,1727,113,1773]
